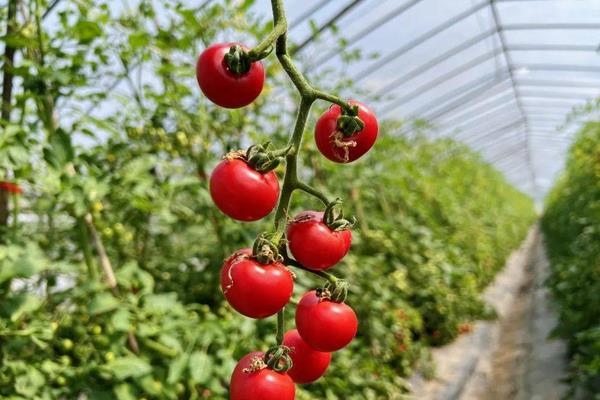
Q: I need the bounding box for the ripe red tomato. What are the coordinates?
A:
[315,100,378,163]
[210,158,279,222]
[196,43,265,109]
[287,211,351,270]
[283,329,331,384]
[220,249,293,319]
[295,290,358,352]
[230,352,295,400]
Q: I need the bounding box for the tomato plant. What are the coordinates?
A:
[0,0,536,398]
[200,0,376,396]
[542,121,600,396]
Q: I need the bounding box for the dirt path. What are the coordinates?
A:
[410,227,569,400]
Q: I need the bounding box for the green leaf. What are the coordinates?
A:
[167,353,189,384]
[88,293,119,314]
[142,292,178,314]
[73,20,102,44]
[14,367,45,397]
[109,357,152,380]
[189,352,211,384]
[111,308,131,331]
[0,244,44,284]
[1,293,42,322]
[43,129,74,169]
[128,32,150,49]
[113,383,137,400]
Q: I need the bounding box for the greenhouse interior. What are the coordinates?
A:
[0,0,599,399]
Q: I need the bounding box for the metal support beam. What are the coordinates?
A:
[400,82,514,136]
[352,0,489,83]
[306,0,424,68]
[473,130,523,152]
[289,0,330,30]
[508,44,599,52]
[407,70,510,118]
[373,28,497,97]
[490,0,537,195]
[516,79,600,89]
[435,92,516,126]
[293,0,365,54]
[417,77,512,123]
[438,98,518,133]
[463,117,526,145]
[440,102,520,139]
[512,64,600,73]
[458,110,523,141]
[519,91,597,100]
[381,48,505,115]
[504,23,600,31]
[489,146,527,164]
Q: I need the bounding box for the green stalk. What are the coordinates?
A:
[276,307,285,345]
[77,218,97,279]
[264,0,349,348]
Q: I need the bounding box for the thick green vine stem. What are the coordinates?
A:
[283,256,338,284]
[260,0,356,352]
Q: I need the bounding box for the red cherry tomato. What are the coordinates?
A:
[287,211,351,270]
[196,43,265,109]
[230,352,295,400]
[295,290,358,352]
[220,249,293,319]
[210,158,279,222]
[0,181,22,194]
[315,100,378,163]
[283,329,331,384]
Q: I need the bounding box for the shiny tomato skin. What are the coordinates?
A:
[315,100,378,163]
[230,352,295,400]
[287,211,351,270]
[196,43,265,108]
[220,249,293,319]
[295,290,358,352]
[210,158,279,222]
[283,329,331,384]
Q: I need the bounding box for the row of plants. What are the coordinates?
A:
[0,0,535,398]
[542,121,600,398]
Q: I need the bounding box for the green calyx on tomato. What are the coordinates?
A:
[223,45,252,76]
[337,104,365,137]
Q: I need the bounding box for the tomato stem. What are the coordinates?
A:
[247,20,287,62]
[265,0,350,351]
[284,256,338,284]
[295,181,329,205]
[276,307,285,345]
[313,89,353,111]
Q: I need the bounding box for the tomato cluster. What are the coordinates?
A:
[197,38,376,400]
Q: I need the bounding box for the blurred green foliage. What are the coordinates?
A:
[0,0,534,398]
[542,121,600,398]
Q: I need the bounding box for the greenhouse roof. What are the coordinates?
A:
[252,0,600,201]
